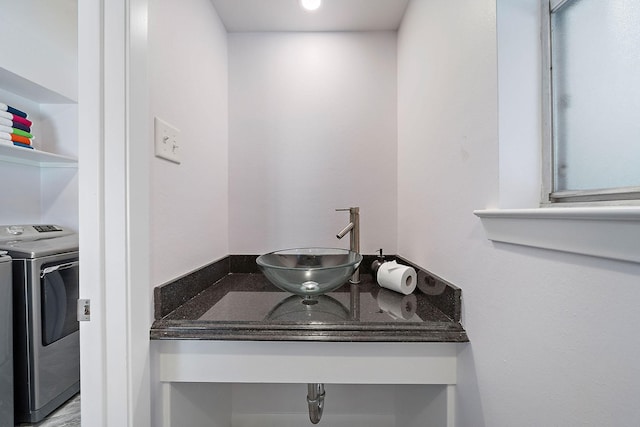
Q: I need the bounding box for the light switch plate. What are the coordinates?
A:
[154,117,181,164]
[78,299,91,321]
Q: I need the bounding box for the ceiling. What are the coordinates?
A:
[209,0,410,32]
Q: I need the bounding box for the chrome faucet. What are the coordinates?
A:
[336,207,360,284]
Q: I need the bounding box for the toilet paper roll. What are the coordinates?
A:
[376,288,418,320]
[376,261,417,295]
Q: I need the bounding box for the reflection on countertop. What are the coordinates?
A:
[151,255,468,343]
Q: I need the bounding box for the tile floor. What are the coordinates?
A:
[16,394,80,427]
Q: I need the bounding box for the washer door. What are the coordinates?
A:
[13,254,80,422]
[41,261,79,346]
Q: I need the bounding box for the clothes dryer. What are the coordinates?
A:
[0,225,79,423]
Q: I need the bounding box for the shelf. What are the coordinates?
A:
[0,143,77,168]
[0,67,77,168]
[0,66,76,104]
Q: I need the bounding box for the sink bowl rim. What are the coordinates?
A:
[256,247,363,271]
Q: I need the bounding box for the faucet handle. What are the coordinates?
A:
[335,207,359,212]
[335,208,351,212]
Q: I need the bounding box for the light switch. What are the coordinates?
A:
[77,299,91,321]
[154,117,181,164]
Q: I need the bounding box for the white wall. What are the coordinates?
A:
[232,383,396,427]
[397,0,499,266]
[0,0,77,101]
[228,32,398,255]
[162,382,448,426]
[40,103,79,229]
[0,163,41,225]
[496,0,541,208]
[149,0,229,286]
[398,1,640,426]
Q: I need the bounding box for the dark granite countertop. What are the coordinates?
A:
[151,256,468,343]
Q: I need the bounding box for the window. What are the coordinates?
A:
[542,0,640,204]
[474,0,640,265]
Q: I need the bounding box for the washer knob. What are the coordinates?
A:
[7,226,24,235]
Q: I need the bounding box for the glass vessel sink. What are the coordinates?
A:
[256,247,362,303]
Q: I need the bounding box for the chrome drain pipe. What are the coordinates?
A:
[307,383,325,424]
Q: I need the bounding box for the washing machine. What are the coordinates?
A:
[0,225,79,423]
[0,251,12,426]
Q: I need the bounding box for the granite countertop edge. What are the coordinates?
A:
[150,325,468,343]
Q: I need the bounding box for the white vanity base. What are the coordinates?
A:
[153,341,460,427]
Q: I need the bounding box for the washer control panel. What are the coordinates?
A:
[33,225,63,233]
[0,225,72,242]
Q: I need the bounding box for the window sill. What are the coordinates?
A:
[473,207,640,264]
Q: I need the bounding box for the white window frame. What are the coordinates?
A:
[474,0,640,265]
[541,0,640,205]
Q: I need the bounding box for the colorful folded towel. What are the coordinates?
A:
[0,102,27,118]
[13,134,30,145]
[0,140,33,149]
[11,114,31,127]
[0,124,33,138]
[11,121,30,133]
[12,141,34,150]
[0,132,30,145]
[0,111,32,127]
[13,128,33,139]
[0,117,30,132]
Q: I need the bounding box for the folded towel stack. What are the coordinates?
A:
[0,102,34,150]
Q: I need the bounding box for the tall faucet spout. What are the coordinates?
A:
[335,207,360,284]
[336,222,354,239]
